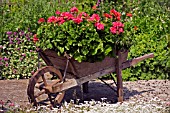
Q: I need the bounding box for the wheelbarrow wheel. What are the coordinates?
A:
[27,66,65,107]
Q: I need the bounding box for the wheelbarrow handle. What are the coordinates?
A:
[122,53,154,69]
[130,53,154,66]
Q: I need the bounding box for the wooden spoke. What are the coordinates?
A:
[42,74,47,86]
[55,91,65,104]
[48,94,53,105]
[27,66,65,107]
[35,83,44,89]
[34,89,46,98]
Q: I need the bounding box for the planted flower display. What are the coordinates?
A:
[0,29,40,79]
[27,5,155,106]
[35,6,135,62]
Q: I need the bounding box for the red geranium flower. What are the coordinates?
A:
[38,18,45,24]
[95,22,104,30]
[118,28,124,34]
[111,21,124,34]
[104,13,112,18]
[116,16,121,21]
[33,34,39,43]
[55,16,66,25]
[56,17,64,22]
[70,6,78,13]
[134,26,138,30]
[60,12,73,20]
[113,22,124,28]
[59,20,65,25]
[92,5,97,10]
[88,14,100,22]
[72,17,83,24]
[47,16,57,23]
[110,9,121,21]
[55,10,60,15]
[110,27,117,34]
[78,12,89,18]
[126,13,132,17]
[110,9,121,17]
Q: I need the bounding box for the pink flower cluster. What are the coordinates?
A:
[37,7,105,30]
[78,12,89,18]
[60,12,73,20]
[86,14,105,30]
[70,6,78,13]
[110,9,121,21]
[72,17,83,24]
[47,16,57,23]
[95,22,104,30]
[38,18,45,24]
[33,34,39,43]
[88,14,100,22]
[37,6,129,36]
[110,22,124,34]
[103,13,112,19]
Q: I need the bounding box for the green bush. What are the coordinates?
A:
[121,0,170,80]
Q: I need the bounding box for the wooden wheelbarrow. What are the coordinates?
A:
[27,49,154,106]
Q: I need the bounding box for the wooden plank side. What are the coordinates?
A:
[47,56,117,78]
[76,66,116,85]
[42,50,128,78]
[74,57,116,78]
[52,66,117,93]
[42,50,74,73]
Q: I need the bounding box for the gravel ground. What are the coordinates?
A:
[0,79,170,112]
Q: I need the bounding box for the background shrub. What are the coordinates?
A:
[122,0,170,81]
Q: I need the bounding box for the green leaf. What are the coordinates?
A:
[81,48,89,55]
[37,28,43,35]
[75,56,83,62]
[104,45,112,55]
[57,46,64,54]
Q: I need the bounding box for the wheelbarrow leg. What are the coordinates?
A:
[116,51,123,102]
[82,82,89,93]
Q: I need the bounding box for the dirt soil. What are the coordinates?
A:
[0,79,170,106]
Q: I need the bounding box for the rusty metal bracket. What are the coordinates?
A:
[62,52,71,82]
[98,77,117,94]
[110,74,117,87]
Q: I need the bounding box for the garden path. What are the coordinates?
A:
[0,79,169,107]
